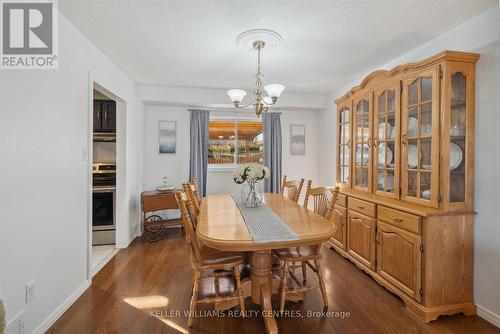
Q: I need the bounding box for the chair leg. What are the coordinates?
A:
[188,270,201,327]
[280,261,289,313]
[314,258,328,309]
[233,265,246,317]
[302,261,307,283]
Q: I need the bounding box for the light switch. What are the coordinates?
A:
[82,148,89,161]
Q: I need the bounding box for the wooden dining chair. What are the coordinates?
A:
[190,176,203,205]
[175,192,246,327]
[280,175,305,203]
[274,183,340,312]
[182,182,200,227]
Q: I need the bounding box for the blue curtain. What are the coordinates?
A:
[262,113,282,193]
[189,109,210,196]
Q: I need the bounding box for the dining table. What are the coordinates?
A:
[196,193,337,334]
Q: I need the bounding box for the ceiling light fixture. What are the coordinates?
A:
[227,29,285,117]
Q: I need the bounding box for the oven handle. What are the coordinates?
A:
[93,187,116,193]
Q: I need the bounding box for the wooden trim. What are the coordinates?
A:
[335,51,479,103]
[339,187,476,217]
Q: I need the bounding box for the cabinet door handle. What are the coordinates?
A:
[358,206,365,210]
[376,231,382,243]
[391,217,403,223]
[401,134,407,145]
[374,137,379,146]
[367,137,372,147]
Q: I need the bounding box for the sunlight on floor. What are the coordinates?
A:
[158,318,189,334]
[123,295,169,309]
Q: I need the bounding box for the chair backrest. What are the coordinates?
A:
[190,176,202,205]
[175,191,203,266]
[280,175,305,203]
[303,181,340,220]
[182,182,199,225]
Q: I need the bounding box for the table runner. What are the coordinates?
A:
[232,196,299,243]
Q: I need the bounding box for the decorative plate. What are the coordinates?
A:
[378,144,393,166]
[407,144,418,168]
[450,143,463,170]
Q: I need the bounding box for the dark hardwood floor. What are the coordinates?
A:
[48,228,499,334]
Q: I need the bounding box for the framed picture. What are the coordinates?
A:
[290,125,305,155]
[159,121,176,154]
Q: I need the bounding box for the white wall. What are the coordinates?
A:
[143,105,190,191]
[0,12,142,334]
[473,40,500,326]
[142,104,322,204]
[320,7,500,325]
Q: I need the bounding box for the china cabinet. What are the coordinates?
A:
[330,51,479,323]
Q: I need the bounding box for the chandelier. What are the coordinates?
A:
[227,32,285,117]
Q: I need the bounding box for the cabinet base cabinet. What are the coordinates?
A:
[376,221,422,302]
[347,210,376,270]
[328,194,475,323]
[330,205,347,250]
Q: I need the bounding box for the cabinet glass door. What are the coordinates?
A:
[353,97,372,192]
[401,67,440,207]
[337,102,352,187]
[374,84,399,198]
[449,72,467,203]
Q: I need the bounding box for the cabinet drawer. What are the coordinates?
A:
[377,206,421,234]
[336,193,347,207]
[348,197,376,217]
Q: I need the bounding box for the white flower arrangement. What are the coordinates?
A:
[233,164,270,184]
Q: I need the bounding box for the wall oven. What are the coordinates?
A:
[92,163,116,245]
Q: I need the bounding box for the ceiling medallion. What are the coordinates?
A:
[227,29,285,117]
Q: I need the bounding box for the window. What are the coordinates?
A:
[208,119,263,166]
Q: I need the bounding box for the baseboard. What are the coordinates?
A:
[92,248,119,277]
[33,279,91,334]
[477,304,500,328]
[5,311,25,334]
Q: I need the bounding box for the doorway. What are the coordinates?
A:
[88,82,124,276]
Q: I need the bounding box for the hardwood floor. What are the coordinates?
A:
[48,228,499,334]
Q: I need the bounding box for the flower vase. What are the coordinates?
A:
[241,180,263,207]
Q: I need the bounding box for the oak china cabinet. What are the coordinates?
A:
[331,51,478,323]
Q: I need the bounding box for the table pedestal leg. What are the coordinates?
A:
[251,250,278,334]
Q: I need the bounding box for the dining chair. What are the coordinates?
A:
[175,192,246,327]
[280,175,305,203]
[182,182,200,227]
[274,183,340,312]
[190,176,203,205]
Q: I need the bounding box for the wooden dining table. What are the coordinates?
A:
[197,193,337,334]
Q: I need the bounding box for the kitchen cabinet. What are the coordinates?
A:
[94,100,116,132]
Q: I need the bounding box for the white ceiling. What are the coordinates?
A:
[59,0,496,93]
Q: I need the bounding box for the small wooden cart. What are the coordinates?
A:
[141,190,183,241]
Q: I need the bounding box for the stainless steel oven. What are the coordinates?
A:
[92,163,116,245]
